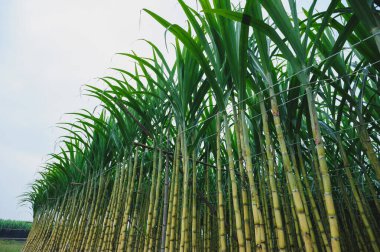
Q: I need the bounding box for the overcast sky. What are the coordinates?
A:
[0,0,329,221]
[0,0,187,221]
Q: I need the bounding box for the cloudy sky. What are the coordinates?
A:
[0,0,329,221]
[0,0,187,221]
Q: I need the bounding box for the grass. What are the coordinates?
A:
[0,240,25,252]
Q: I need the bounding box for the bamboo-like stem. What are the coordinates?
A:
[148,149,163,251]
[161,133,171,252]
[143,149,158,252]
[216,114,227,251]
[265,74,313,252]
[288,145,319,251]
[232,104,252,252]
[191,148,197,252]
[169,136,181,252]
[223,113,246,251]
[117,148,140,251]
[337,177,367,251]
[259,94,286,251]
[179,124,190,252]
[239,110,266,251]
[336,135,379,251]
[303,80,341,251]
[296,140,331,252]
[126,150,147,251]
[205,148,210,252]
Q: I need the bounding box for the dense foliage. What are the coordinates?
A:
[0,219,32,231]
[23,0,379,251]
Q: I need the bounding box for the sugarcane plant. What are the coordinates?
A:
[22,0,380,251]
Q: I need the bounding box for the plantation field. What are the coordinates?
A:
[0,240,25,252]
[21,0,380,251]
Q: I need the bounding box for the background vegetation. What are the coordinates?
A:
[0,219,32,231]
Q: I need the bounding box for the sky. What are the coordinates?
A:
[0,0,186,221]
[0,0,330,221]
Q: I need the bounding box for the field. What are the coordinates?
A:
[0,240,25,252]
[21,0,380,251]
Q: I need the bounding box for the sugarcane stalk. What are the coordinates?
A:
[216,114,228,251]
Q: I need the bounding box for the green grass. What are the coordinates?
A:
[0,240,25,252]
